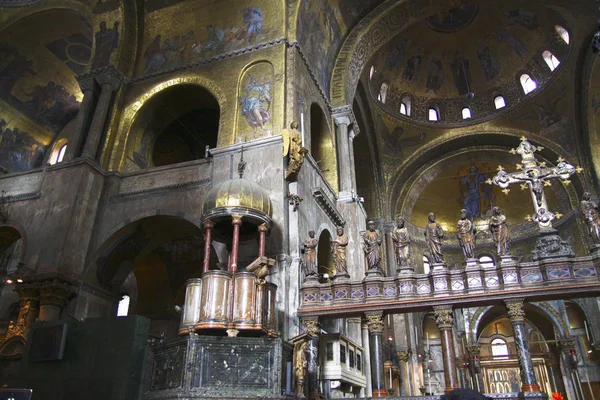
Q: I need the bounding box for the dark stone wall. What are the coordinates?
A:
[18,316,150,400]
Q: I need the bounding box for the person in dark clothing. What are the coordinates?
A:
[441,388,490,400]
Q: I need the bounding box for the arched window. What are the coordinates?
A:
[379,83,389,103]
[48,139,68,165]
[520,74,537,94]
[494,95,506,109]
[542,50,560,71]
[423,256,430,274]
[400,96,411,116]
[462,107,472,119]
[369,65,375,80]
[555,25,570,44]
[428,108,439,121]
[491,338,509,359]
[479,255,495,268]
[117,294,130,317]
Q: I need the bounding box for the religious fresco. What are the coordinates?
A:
[93,0,121,14]
[0,106,49,173]
[46,33,92,75]
[137,1,272,76]
[91,21,119,70]
[296,0,382,95]
[237,62,273,141]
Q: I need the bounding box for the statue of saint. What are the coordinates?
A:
[392,216,411,268]
[331,226,349,276]
[580,192,600,245]
[362,220,382,271]
[456,209,476,259]
[301,231,318,278]
[294,341,308,397]
[425,212,444,263]
[282,122,308,180]
[489,206,511,256]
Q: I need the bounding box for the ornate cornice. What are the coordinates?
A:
[331,105,361,136]
[312,187,345,227]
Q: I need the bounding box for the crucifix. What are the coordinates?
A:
[486,137,583,230]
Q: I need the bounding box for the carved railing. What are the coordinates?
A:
[298,254,600,317]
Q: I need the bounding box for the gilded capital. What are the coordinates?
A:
[365,311,384,333]
[397,350,410,362]
[231,215,243,225]
[505,299,526,322]
[433,305,453,329]
[301,317,320,337]
[39,279,75,309]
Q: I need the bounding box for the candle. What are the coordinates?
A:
[584,320,591,342]
[427,332,430,349]
[300,113,305,146]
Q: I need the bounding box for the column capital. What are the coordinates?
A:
[301,317,320,337]
[331,105,360,135]
[203,219,215,229]
[397,349,410,362]
[365,311,385,333]
[77,76,96,92]
[505,299,526,322]
[231,215,243,225]
[39,279,76,308]
[258,223,269,233]
[433,305,454,329]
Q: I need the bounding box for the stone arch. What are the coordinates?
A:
[0,0,92,33]
[317,228,334,277]
[0,223,27,267]
[110,76,227,171]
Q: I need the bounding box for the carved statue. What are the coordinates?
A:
[580,192,600,245]
[457,209,476,259]
[282,122,308,180]
[489,206,511,256]
[331,226,349,276]
[425,213,444,263]
[392,216,411,268]
[294,341,308,398]
[301,231,318,278]
[362,220,382,272]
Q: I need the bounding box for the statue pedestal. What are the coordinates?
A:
[464,262,484,292]
[532,228,574,261]
[431,267,449,295]
[590,244,600,255]
[365,268,384,278]
[397,264,415,275]
[465,258,478,268]
[499,255,520,287]
[332,272,350,281]
[431,262,446,270]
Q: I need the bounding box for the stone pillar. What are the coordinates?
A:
[433,305,460,392]
[65,76,96,160]
[505,299,540,392]
[229,216,242,274]
[383,222,396,277]
[82,69,122,159]
[5,283,39,340]
[38,280,74,321]
[333,112,353,199]
[397,349,411,396]
[366,311,387,397]
[301,317,320,400]
[362,321,373,397]
[258,223,268,257]
[202,220,214,273]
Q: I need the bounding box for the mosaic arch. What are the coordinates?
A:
[388,131,584,221]
[110,75,227,171]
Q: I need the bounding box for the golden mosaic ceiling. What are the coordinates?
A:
[369,0,570,126]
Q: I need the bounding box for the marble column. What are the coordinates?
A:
[383,222,396,277]
[258,223,268,257]
[348,127,358,193]
[65,76,96,160]
[302,317,320,400]
[202,220,214,273]
[397,349,411,396]
[362,321,373,397]
[333,113,353,199]
[433,305,460,392]
[229,216,242,273]
[505,299,540,392]
[5,283,39,340]
[366,311,387,397]
[82,69,122,159]
[38,279,74,321]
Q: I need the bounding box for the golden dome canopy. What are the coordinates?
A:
[202,178,273,221]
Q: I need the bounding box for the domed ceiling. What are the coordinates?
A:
[369,0,570,126]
